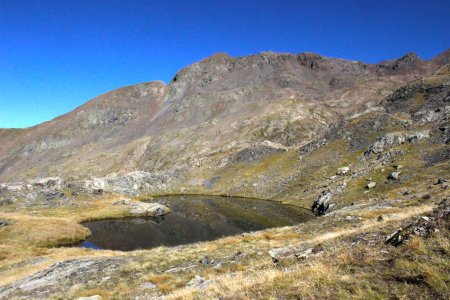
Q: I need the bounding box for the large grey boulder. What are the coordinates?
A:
[312,190,334,216]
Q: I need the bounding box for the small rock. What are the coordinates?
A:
[212,262,223,269]
[437,178,447,184]
[141,282,156,290]
[92,189,103,196]
[231,251,246,261]
[294,248,314,259]
[113,199,130,205]
[401,190,411,195]
[186,275,211,289]
[345,216,360,223]
[0,220,10,228]
[366,182,377,189]
[199,255,211,265]
[385,229,403,246]
[336,166,350,175]
[388,171,401,180]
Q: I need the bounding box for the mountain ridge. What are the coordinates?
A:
[0,49,448,183]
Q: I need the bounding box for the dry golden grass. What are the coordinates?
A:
[165,213,449,300]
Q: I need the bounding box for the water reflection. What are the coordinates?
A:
[76,195,313,251]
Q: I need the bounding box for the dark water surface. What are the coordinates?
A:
[76,195,313,251]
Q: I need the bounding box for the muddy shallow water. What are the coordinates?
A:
[76,195,314,251]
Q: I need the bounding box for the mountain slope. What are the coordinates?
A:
[0,50,448,184]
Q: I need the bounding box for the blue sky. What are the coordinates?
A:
[1,0,449,128]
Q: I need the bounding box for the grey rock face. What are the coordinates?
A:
[0,177,69,207]
[83,169,186,196]
[0,257,128,299]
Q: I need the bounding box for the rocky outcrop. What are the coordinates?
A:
[83,169,185,196]
[268,244,324,263]
[0,257,128,299]
[385,199,449,246]
[365,130,430,156]
[186,275,212,289]
[128,201,170,216]
[0,177,69,207]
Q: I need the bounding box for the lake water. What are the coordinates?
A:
[76,195,313,251]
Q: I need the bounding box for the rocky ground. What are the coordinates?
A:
[0,50,449,299]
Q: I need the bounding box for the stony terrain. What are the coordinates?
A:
[0,50,449,299]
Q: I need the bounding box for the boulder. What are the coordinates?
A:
[268,247,292,263]
[128,202,170,216]
[312,190,333,216]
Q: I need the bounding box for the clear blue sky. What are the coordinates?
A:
[1,0,449,128]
